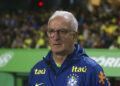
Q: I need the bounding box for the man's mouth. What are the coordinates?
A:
[53,43,61,45]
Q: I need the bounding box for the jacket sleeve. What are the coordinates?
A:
[94,65,111,86]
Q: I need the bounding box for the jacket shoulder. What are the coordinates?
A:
[81,56,103,72]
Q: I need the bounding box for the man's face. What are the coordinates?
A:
[48,16,77,55]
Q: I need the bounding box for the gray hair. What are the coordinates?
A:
[48,11,78,32]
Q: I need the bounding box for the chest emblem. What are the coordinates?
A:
[67,74,79,86]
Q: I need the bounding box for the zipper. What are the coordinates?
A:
[55,75,57,80]
[54,74,57,86]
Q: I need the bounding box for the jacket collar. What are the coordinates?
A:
[44,44,88,65]
[43,44,88,74]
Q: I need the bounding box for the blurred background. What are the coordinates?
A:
[0,0,120,86]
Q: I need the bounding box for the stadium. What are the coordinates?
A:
[0,0,120,86]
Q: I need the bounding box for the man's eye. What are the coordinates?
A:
[49,30,54,33]
[60,30,67,33]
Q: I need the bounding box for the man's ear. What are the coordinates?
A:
[73,32,78,41]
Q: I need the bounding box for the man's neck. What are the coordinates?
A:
[53,54,67,64]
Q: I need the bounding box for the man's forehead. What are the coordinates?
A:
[49,16,71,26]
[48,22,68,30]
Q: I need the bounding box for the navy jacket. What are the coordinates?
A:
[28,44,110,86]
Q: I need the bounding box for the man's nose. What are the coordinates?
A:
[53,32,60,40]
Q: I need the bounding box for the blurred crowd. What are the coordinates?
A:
[0,6,120,49]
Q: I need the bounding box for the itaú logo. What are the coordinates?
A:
[0,52,14,67]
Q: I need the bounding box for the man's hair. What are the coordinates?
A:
[48,11,78,32]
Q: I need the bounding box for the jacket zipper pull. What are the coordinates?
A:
[55,75,57,80]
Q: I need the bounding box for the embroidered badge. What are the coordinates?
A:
[67,74,79,86]
[98,71,106,85]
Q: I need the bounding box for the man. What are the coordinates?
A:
[28,11,111,86]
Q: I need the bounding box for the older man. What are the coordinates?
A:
[28,11,110,86]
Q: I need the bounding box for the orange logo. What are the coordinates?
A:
[98,71,106,84]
